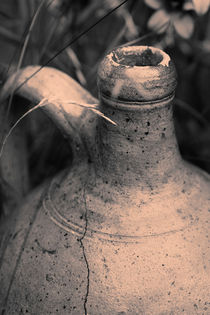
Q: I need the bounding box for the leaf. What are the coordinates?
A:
[192,0,210,15]
[121,9,138,38]
[183,0,194,11]
[144,0,162,10]
[147,9,170,34]
[173,14,194,39]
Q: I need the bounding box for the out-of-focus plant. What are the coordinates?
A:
[0,0,210,217]
[141,0,210,175]
[145,0,195,41]
[193,0,210,15]
[144,0,210,46]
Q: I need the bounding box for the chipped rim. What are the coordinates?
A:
[110,45,171,68]
[97,45,177,103]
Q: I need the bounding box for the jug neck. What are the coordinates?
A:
[95,46,181,190]
[95,95,182,190]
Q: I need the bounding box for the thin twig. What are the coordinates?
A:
[0,98,47,159]
[0,98,116,159]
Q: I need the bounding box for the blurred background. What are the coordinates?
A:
[0,0,210,216]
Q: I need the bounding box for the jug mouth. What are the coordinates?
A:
[112,46,170,67]
[97,45,177,104]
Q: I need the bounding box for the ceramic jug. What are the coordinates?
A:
[0,46,209,315]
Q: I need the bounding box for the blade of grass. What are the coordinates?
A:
[5,0,47,122]
[0,98,116,159]
[51,99,117,125]
[1,0,56,97]
[0,0,128,157]
[6,0,129,96]
[1,20,40,81]
[0,98,47,159]
[0,0,56,160]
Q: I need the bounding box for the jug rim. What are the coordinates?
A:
[97,45,177,103]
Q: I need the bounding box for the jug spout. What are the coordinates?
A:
[0,66,98,159]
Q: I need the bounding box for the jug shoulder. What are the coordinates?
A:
[0,161,209,315]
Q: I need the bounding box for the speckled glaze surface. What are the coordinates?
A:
[0,46,210,314]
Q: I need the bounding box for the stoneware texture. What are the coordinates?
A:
[0,46,210,314]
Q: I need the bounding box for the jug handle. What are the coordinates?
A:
[0,66,98,161]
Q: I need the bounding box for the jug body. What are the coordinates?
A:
[0,46,210,314]
[0,160,209,314]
